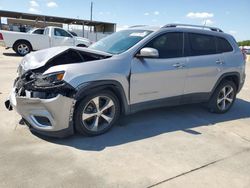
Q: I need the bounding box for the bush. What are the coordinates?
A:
[238,40,250,46]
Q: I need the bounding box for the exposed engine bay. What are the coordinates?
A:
[13,48,111,100]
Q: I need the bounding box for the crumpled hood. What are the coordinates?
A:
[20,46,112,72]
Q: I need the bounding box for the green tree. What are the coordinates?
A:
[238,40,250,46]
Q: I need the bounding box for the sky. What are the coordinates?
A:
[0,0,249,41]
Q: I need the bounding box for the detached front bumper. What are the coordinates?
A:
[6,88,76,138]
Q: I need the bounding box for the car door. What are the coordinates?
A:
[130,32,187,106]
[183,33,224,99]
[52,28,75,47]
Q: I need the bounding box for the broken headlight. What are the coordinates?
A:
[34,71,65,87]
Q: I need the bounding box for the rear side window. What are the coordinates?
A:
[188,33,216,56]
[145,32,183,58]
[33,29,44,35]
[216,37,233,53]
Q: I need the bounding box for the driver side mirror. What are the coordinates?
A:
[136,47,159,58]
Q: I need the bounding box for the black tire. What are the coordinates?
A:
[208,80,237,113]
[13,41,32,56]
[77,44,87,47]
[74,90,120,136]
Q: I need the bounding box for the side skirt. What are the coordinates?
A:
[130,92,210,114]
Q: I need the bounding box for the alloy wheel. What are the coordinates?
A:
[217,85,235,111]
[17,44,29,55]
[81,96,116,132]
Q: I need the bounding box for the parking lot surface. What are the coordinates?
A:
[0,47,250,188]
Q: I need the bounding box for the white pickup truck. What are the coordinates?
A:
[0,26,91,56]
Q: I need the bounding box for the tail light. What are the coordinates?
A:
[0,33,3,40]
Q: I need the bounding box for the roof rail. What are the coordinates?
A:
[129,25,148,28]
[162,23,223,32]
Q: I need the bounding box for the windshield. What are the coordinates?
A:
[89,30,152,54]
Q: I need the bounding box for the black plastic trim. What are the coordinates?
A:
[130,92,210,114]
[210,72,241,97]
[74,80,130,115]
[23,118,74,138]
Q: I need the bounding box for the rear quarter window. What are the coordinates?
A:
[188,33,216,56]
[216,37,233,53]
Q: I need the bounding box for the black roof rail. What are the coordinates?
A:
[129,25,148,28]
[162,23,223,32]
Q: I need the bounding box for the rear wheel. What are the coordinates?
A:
[13,41,32,56]
[208,80,236,113]
[77,44,87,47]
[74,91,120,136]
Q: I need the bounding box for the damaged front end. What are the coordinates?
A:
[5,47,112,137]
[5,69,77,137]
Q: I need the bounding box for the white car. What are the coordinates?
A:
[0,26,91,56]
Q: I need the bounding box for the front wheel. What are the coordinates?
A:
[208,80,237,113]
[74,91,120,136]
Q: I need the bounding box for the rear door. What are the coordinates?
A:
[51,28,75,47]
[184,33,224,99]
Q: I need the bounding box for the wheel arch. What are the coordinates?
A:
[13,39,33,51]
[76,43,87,47]
[210,72,240,98]
[74,80,130,115]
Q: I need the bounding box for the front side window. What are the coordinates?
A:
[216,37,233,53]
[89,29,152,54]
[188,33,216,56]
[145,32,184,58]
[54,28,72,37]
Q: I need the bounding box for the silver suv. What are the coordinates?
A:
[5,24,246,137]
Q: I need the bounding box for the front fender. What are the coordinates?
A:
[74,80,130,115]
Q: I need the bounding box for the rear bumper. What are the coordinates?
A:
[6,88,76,138]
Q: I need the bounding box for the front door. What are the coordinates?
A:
[52,28,74,47]
[130,32,187,105]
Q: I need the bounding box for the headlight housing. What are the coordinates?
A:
[34,71,65,87]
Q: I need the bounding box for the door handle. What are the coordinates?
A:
[216,59,225,65]
[173,63,185,68]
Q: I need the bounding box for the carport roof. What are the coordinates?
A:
[0,10,116,27]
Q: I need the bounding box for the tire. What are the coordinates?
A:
[208,80,237,113]
[77,44,87,47]
[13,41,32,56]
[74,90,120,136]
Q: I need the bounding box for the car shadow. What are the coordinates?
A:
[36,98,250,151]
[2,52,20,57]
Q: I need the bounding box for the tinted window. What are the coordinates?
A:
[145,32,183,58]
[189,33,216,56]
[216,37,233,53]
[54,28,72,37]
[33,29,44,35]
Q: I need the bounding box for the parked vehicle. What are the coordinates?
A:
[0,26,91,56]
[5,24,246,138]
